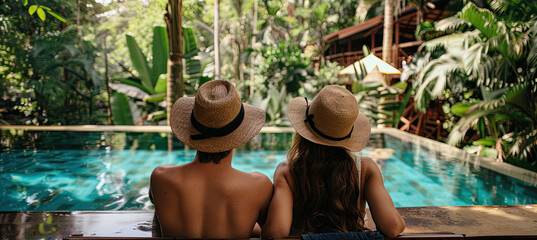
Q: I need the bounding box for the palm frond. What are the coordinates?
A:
[434,15,468,32]
[414,54,463,111]
[510,129,537,162]
[448,108,492,146]
[460,2,507,39]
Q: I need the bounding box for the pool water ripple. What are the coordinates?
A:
[1,131,537,211]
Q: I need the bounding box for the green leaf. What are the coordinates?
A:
[481,147,497,158]
[391,82,407,91]
[362,45,370,56]
[474,137,496,147]
[47,10,66,22]
[126,34,153,93]
[111,92,134,125]
[153,75,167,94]
[37,7,46,21]
[393,88,413,127]
[268,6,280,16]
[257,19,267,31]
[505,83,528,108]
[22,0,28,6]
[460,2,504,39]
[282,17,298,25]
[39,6,51,10]
[183,27,198,55]
[198,76,211,86]
[151,26,168,87]
[185,59,201,76]
[29,5,38,15]
[313,3,328,21]
[113,78,152,94]
[147,111,167,121]
[450,102,473,117]
[144,93,166,103]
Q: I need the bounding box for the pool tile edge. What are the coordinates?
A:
[373,128,537,186]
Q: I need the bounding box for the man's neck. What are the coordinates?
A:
[193,151,233,169]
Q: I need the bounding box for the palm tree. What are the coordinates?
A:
[382,0,394,66]
[214,0,221,79]
[165,0,183,125]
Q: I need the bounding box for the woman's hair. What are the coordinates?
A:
[288,134,366,233]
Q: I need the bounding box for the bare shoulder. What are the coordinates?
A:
[360,156,381,180]
[150,164,178,185]
[246,171,273,208]
[273,161,293,188]
[276,161,289,171]
[274,161,290,178]
[151,164,173,178]
[360,156,375,169]
[248,171,273,190]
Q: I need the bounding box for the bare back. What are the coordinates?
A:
[262,156,405,238]
[150,154,273,238]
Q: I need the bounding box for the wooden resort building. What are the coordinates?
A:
[324,0,452,69]
[323,0,454,139]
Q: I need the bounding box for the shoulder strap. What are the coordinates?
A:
[354,154,362,187]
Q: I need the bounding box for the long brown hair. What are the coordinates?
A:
[288,134,365,233]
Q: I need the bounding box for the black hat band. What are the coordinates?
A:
[190,104,245,140]
[304,98,353,141]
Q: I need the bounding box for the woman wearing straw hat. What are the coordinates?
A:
[150,80,273,238]
[261,85,405,238]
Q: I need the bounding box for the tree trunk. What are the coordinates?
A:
[250,0,258,98]
[382,0,394,67]
[380,0,395,128]
[318,23,326,68]
[214,0,221,79]
[165,0,184,126]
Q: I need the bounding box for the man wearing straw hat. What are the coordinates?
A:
[150,80,272,238]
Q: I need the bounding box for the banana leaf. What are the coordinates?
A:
[111,92,134,125]
[183,28,198,57]
[151,26,169,87]
[113,78,152,94]
[126,34,153,93]
[108,83,149,100]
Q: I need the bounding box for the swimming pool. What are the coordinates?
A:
[1,129,537,211]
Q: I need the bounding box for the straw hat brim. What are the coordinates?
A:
[288,96,371,152]
[170,97,265,153]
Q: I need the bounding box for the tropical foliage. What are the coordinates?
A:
[1,0,105,125]
[3,0,536,171]
[19,0,66,22]
[403,1,537,163]
[109,26,205,125]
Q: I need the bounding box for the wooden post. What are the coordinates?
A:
[214,0,220,79]
[371,33,375,53]
[394,21,400,68]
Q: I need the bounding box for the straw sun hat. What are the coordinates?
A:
[288,85,371,152]
[170,80,265,153]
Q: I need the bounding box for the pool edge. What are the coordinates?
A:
[374,128,537,186]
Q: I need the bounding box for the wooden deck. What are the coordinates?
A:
[1,205,537,239]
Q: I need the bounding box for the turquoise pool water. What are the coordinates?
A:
[1,130,537,211]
